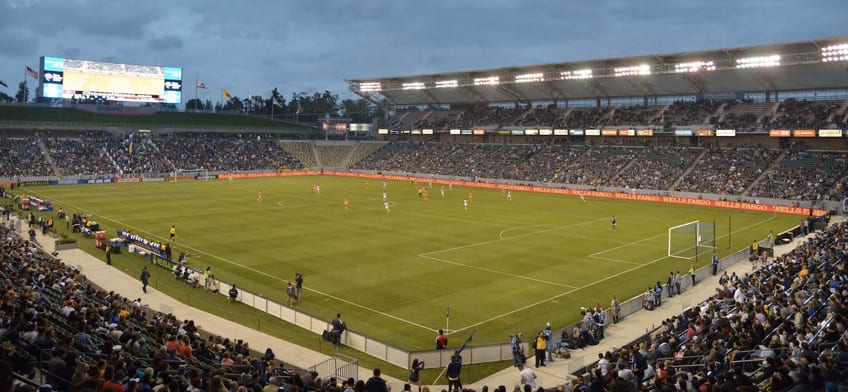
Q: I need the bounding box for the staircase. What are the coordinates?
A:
[827,99,848,123]
[279,141,318,167]
[708,103,726,124]
[743,149,787,196]
[670,148,708,190]
[34,135,62,177]
[102,147,122,174]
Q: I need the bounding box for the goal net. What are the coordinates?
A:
[668,220,715,259]
[172,168,212,182]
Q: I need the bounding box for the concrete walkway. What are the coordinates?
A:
[19,214,840,391]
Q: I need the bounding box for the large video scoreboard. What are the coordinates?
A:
[39,56,182,104]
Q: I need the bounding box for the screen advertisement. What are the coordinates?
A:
[40,56,182,103]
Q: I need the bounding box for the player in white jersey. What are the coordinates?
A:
[384,200,391,213]
[580,194,586,202]
[506,191,512,201]
[440,186,445,198]
[463,199,468,210]
[316,184,320,195]
[382,192,388,202]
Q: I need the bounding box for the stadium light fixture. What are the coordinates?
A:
[402,82,426,90]
[821,43,848,62]
[735,55,780,69]
[674,61,716,73]
[359,82,382,92]
[473,76,500,86]
[614,65,651,77]
[515,72,544,83]
[435,80,458,88]
[560,69,593,80]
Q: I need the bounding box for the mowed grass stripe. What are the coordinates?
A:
[27,177,800,349]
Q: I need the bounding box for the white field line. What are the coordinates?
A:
[587,255,643,266]
[419,254,578,289]
[26,190,439,333]
[419,217,610,257]
[449,213,778,333]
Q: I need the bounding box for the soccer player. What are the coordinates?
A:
[610,216,616,230]
[169,225,177,241]
[506,191,512,201]
[344,196,350,210]
[382,181,387,190]
[257,190,263,203]
[316,184,320,195]
[580,194,586,202]
[382,191,388,202]
[463,199,468,210]
[440,186,445,198]
[365,180,369,189]
[467,191,473,203]
[449,182,453,191]
[384,200,391,213]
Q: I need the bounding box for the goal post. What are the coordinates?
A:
[172,168,211,182]
[668,220,716,259]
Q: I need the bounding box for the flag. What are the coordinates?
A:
[26,66,38,79]
[457,328,477,354]
[0,80,7,88]
[272,97,281,107]
[196,81,207,89]
[223,89,232,99]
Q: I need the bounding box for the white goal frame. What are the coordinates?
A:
[668,220,714,259]
[172,168,211,182]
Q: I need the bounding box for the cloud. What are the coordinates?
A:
[148,36,184,51]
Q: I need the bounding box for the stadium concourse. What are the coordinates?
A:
[8,207,846,391]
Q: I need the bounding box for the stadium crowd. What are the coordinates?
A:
[674,146,779,195]
[0,220,311,392]
[0,138,54,177]
[748,149,848,202]
[385,99,847,132]
[570,219,848,391]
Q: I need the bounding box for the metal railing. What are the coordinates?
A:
[309,353,358,381]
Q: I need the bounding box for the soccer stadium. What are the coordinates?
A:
[2,34,848,392]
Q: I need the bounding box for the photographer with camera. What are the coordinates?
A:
[408,358,424,392]
[510,333,525,366]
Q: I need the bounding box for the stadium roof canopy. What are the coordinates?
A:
[347,36,848,106]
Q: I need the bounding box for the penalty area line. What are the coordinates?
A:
[450,213,781,334]
[25,189,439,334]
[418,254,578,289]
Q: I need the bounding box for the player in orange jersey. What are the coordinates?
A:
[257,190,263,203]
[468,191,473,203]
[344,196,350,210]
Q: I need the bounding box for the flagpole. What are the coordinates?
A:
[194,77,198,112]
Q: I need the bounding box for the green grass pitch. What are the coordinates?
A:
[26,176,801,350]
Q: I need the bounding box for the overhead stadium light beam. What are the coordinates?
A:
[402,82,426,90]
[674,61,716,73]
[515,72,544,83]
[821,43,848,62]
[359,82,382,92]
[473,76,499,86]
[560,69,593,80]
[614,65,651,77]
[435,80,458,88]
[735,55,780,68]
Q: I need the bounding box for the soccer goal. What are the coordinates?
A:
[172,168,211,182]
[668,220,715,259]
